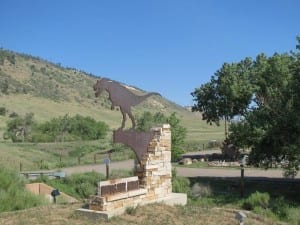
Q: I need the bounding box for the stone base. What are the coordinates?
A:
[76,192,187,220]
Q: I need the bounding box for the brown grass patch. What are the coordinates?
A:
[0,203,279,225]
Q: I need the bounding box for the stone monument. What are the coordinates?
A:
[77,78,187,220]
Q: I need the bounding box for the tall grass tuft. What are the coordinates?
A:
[242,191,270,210]
[0,167,47,212]
[172,168,190,194]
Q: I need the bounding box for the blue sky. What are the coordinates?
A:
[1,0,299,106]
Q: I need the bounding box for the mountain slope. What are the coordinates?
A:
[0,49,224,144]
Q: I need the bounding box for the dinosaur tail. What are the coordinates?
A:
[140,92,161,101]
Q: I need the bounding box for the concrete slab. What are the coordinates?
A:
[76,192,187,220]
[144,192,187,206]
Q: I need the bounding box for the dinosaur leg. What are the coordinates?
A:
[120,108,126,129]
[128,110,136,129]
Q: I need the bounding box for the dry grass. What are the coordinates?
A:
[0,203,279,225]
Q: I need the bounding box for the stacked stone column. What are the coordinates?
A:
[136,124,172,200]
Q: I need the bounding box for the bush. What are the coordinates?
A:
[172,167,190,193]
[125,205,139,215]
[270,196,289,219]
[31,133,53,143]
[242,191,270,210]
[286,207,300,225]
[9,112,18,118]
[0,107,6,116]
[75,182,95,198]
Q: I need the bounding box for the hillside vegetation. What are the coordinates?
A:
[0,49,224,171]
[0,49,224,142]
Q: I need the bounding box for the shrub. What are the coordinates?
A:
[75,182,95,198]
[242,191,270,210]
[172,176,190,193]
[31,133,53,143]
[125,205,139,215]
[0,107,6,116]
[109,169,134,179]
[270,196,289,219]
[286,207,300,225]
[9,112,18,118]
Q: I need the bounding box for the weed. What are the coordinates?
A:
[172,176,190,194]
[242,191,270,210]
[286,207,300,225]
[125,205,139,215]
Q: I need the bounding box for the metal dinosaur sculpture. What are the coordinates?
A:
[93,78,160,130]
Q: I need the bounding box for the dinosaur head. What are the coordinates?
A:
[93,79,105,97]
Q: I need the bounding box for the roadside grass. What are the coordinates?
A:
[188,177,300,224]
[0,168,298,224]
[0,140,135,171]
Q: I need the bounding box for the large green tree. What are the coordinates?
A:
[191,58,253,136]
[191,38,300,177]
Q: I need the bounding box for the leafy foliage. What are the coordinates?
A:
[0,107,6,116]
[4,112,35,142]
[191,37,300,176]
[137,112,187,161]
[4,113,109,142]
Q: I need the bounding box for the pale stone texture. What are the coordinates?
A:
[84,124,187,219]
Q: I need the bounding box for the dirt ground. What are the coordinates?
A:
[0,203,279,225]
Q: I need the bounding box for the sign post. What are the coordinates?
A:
[104,158,111,179]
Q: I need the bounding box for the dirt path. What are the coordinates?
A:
[61,159,300,179]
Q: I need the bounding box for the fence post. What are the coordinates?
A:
[240,164,245,198]
[20,162,22,172]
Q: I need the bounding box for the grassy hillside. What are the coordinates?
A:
[0,49,224,142]
[0,49,224,171]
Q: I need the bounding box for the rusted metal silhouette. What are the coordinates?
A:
[113,129,155,163]
[93,78,160,129]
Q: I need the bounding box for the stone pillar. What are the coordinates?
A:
[137,124,172,200]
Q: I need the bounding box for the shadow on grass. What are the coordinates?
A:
[188,177,300,206]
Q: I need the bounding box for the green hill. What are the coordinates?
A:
[0,49,224,141]
[0,49,224,170]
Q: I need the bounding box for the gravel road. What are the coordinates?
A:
[61,159,300,179]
